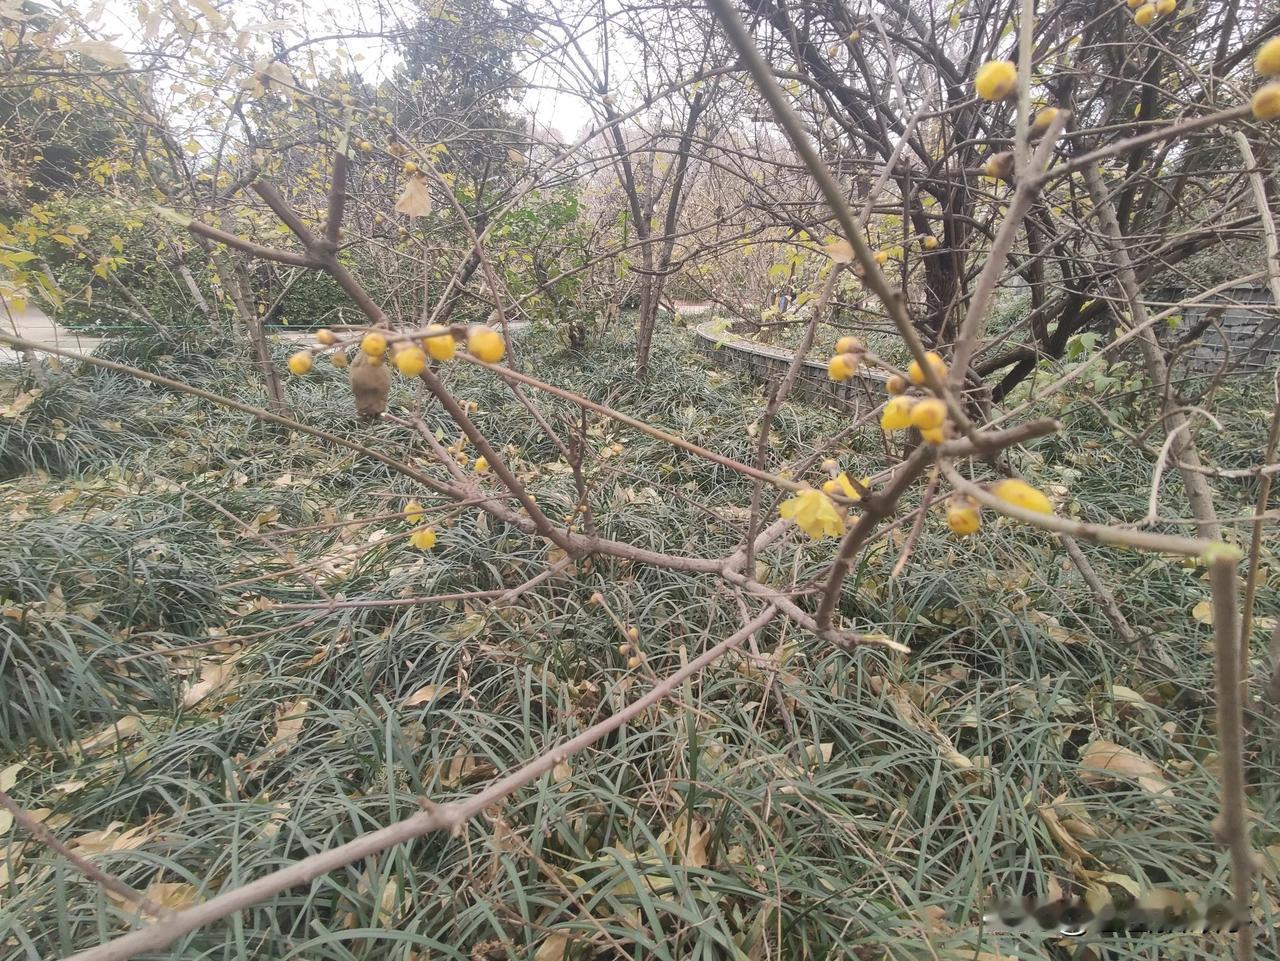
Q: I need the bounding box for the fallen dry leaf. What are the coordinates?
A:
[72,821,153,856]
[404,684,441,707]
[182,660,237,709]
[552,759,572,794]
[266,698,308,752]
[1038,796,1089,863]
[106,879,199,917]
[660,813,709,868]
[533,932,572,961]
[77,715,144,755]
[1079,739,1168,795]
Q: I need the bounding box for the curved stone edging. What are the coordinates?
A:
[691,319,887,410]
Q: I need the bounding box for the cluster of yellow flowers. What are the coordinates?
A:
[947,479,1054,538]
[974,37,1280,124]
[287,323,507,377]
[776,457,873,540]
[1254,37,1280,121]
[879,350,951,443]
[402,500,438,550]
[825,335,865,382]
[1129,0,1176,28]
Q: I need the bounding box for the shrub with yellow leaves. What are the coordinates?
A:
[394,346,428,377]
[947,497,981,536]
[909,397,946,430]
[828,353,859,381]
[821,472,869,501]
[907,351,947,386]
[423,328,457,361]
[1253,83,1280,121]
[1257,36,1280,76]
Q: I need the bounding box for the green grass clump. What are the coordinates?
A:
[0,322,1276,961]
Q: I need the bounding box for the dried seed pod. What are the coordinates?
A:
[349,350,392,419]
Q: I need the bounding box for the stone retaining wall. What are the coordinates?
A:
[1158,285,1278,372]
[692,322,888,410]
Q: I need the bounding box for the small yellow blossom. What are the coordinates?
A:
[409,527,438,550]
[779,488,844,539]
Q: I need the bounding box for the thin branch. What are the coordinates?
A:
[63,606,781,961]
[0,790,172,919]
[1209,552,1255,961]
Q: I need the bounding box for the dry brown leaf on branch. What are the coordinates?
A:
[69,40,128,67]
[1078,739,1168,795]
[823,237,854,263]
[395,176,433,218]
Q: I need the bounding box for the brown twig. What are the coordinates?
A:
[62,605,781,961]
[0,789,173,919]
[1208,552,1255,961]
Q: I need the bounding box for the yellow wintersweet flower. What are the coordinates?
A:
[475,455,490,474]
[410,527,438,550]
[990,478,1053,514]
[779,488,844,539]
[833,472,869,500]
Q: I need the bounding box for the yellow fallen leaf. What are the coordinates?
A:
[106,879,199,917]
[266,698,308,753]
[72,822,153,855]
[552,759,572,793]
[660,813,709,868]
[1038,797,1089,863]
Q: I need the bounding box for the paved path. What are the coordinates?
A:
[1,301,101,362]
